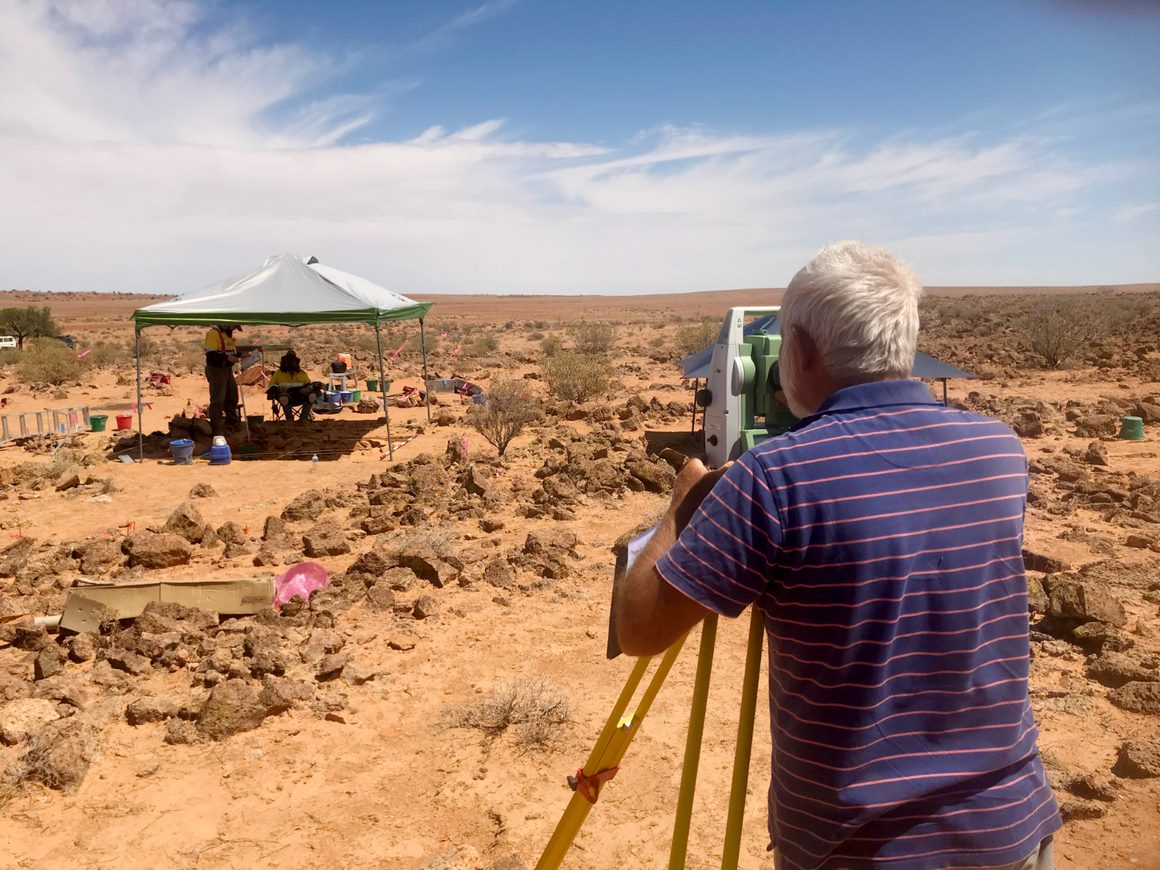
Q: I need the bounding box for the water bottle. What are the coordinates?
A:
[311,453,318,471]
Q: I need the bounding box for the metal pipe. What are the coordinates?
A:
[135,329,144,460]
[374,321,393,459]
[419,317,431,422]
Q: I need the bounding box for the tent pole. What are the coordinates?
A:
[690,379,698,433]
[942,378,948,407]
[135,328,144,461]
[375,321,393,460]
[420,317,431,422]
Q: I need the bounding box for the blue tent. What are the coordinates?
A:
[679,314,974,381]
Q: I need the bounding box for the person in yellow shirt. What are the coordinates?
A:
[267,350,317,421]
[204,324,241,435]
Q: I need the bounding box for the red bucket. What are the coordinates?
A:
[115,414,133,430]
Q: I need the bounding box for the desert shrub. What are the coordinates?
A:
[467,380,541,457]
[404,333,439,355]
[1023,297,1106,368]
[442,677,570,751]
[467,334,500,356]
[527,331,545,341]
[17,339,82,386]
[540,335,564,357]
[543,351,611,403]
[571,321,616,355]
[674,319,719,359]
[0,348,20,368]
[87,341,132,369]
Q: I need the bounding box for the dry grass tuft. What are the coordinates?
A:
[443,677,571,752]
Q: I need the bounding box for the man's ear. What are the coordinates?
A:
[791,325,821,374]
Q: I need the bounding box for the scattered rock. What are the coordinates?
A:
[216,521,248,547]
[10,623,49,652]
[1060,799,1107,822]
[1082,440,1109,466]
[420,845,481,870]
[164,718,201,745]
[1023,548,1070,575]
[413,594,439,620]
[523,529,578,558]
[122,531,193,569]
[263,515,288,541]
[73,538,124,574]
[483,559,516,589]
[300,629,344,665]
[17,718,96,791]
[480,518,505,533]
[1045,577,1126,627]
[365,584,396,610]
[188,483,219,498]
[302,523,351,557]
[0,698,60,745]
[1126,533,1157,550]
[105,649,153,677]
[315,652,350,681]
[55,473,82,492]
[258,676,314,714]
[197,678,275,740]
[625,457,675,493]
[281,490,327,522]
[1086,652,1159,689]
[34,645,65,681]
[388,634,417,651]
[125,696,179,725]
[1108,682,1160,715]
[163,501,209,544]
[68,633,99,663]
[1113,736,1160,779]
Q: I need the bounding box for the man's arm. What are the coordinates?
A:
[615,460,727,657]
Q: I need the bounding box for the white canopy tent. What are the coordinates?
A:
[132,254,434,459]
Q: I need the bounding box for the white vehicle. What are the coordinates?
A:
[0,336,17,350]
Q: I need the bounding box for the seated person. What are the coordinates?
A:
[266,351,320,420]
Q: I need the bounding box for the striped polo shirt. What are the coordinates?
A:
[656,380,1060,869]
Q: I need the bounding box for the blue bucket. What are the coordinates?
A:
[208,443,232,465]
[338,390,353,404]
[170,439,195,465]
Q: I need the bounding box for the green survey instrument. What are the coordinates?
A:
[701,306,797,467]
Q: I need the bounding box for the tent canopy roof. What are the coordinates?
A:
[133,254,432,329]
[679,313,974,380]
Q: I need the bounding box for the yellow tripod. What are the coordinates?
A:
[536,607,766,869]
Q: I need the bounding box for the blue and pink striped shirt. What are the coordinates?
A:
[656,380,1060,869]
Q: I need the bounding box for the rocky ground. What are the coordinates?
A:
[0,288,1158,869]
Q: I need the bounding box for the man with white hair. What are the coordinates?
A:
[617,242,1060,869]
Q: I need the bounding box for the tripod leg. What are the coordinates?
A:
[721,607,765,869]
[537,635,689,870]
[669,614,718,869]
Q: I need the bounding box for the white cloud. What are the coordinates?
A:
[0,0,1156,294]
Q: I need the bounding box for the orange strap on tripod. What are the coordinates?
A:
[571,765,619,804]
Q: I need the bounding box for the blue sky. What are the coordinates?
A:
[0,0,1157,294]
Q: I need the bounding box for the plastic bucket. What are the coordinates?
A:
[1119,416,1145,441]
[365,379,379,392]
[115,414,133,430]
[338,390,353,404]
[351,389,361,403]
[208,443,232,465]
[89,414,108,432]
[170,439,195,465]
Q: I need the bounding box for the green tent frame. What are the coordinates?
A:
[130,303,434,462]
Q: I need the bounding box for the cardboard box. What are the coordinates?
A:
[59,577,274,634]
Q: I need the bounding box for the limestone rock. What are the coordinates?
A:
[1083,440,1109,466]
[1113,736,1160,779]
[302,523,351,558]
[197,678,272,740]
[1108,681,1160,715]
[1086,652,1159,689]
[125,695,179,725]
[1045,578,1126,626]
[122,531,193,569]
[164,501,208,544]
[281,490,327,522]
[34,645,65,681]
[0,698,60,745]
[17,718,96,791]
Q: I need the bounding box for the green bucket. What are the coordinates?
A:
[1119,416,1145,441]
[351,389,361,403]
[366,379,379,392]
[89,414,108,432]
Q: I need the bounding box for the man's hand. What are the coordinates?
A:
[669,458,732,534]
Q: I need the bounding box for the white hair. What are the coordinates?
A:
[780,241,923,381]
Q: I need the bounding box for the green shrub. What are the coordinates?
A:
[18,340,82,386]
[1023,297,1105,369]
[674,319,720,359]
[527,331,545,342]
[468,334,500,356]
[540,335,564,357]
[467,380,541,456]
[404,333,439,355]
[543,352,611,403]
[571,322,616,355]
[0,348,21,368]
[88,341,133,369]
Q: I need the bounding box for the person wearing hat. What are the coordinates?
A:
[204,324,242,435]
[267,350,317,421]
